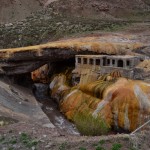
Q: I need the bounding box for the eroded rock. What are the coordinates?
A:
[49,74,150,132]
[0,79,55,128]
[0,34,147,75]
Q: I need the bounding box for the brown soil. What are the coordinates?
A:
[0,0,44,23]
[0,122,131,150]
[0,0,150,23]
[49,0,150,19]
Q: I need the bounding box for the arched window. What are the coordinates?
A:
[78,58,81,64]
[127,60,130,66]
[89,59,94,65]
[112,59,115,65]
[103,57,106,66]
[117,59,123,67]
[96,59,100,65]
[107,59,110,65]
[83,58,87,64]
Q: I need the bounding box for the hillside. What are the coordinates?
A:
[0,0,42,23]
[0,0,150,23]
[0,0,59,23]
[48,0,150,19]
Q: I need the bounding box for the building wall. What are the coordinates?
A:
[75,55,140,69]
[73,55,142,85]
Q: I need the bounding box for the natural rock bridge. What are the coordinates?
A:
[0,34,147,75]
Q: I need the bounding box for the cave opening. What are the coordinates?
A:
[31,57,79,135]
[11,73,34,88]
[2,57,79,135]
[49,58,75,77]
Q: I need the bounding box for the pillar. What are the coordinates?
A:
[110,59,113,66]
[114,59,118,67]
[75,56,78,67]
[100,58,103,67]
[123,59,126,68]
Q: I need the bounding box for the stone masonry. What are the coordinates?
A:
[72,55,142,85]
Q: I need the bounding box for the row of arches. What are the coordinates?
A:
[77,57,131,68]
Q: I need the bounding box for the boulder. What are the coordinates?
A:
[32,83,50,101]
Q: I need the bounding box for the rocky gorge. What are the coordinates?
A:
[0,31,150,150]
[0,1,150,150]
[0,32,149,132]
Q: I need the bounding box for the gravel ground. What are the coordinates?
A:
[0,121,133,150]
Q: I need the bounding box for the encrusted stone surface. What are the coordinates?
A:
[50,74,150,132]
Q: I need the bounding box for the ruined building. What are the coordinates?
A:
[72,55,144,85]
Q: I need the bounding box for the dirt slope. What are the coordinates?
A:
[0,0,150,23]
[49,0,150,19]
[0,0,42,23]
[0,0,59,23]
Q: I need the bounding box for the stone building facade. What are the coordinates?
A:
[72,55,142,85]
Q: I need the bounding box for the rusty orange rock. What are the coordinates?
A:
[50,74,150,132]
[31,64,50,83]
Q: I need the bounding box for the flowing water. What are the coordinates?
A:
[33,83,80,135]
[41,100,80,135]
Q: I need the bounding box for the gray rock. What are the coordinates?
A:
[32,83,50,101]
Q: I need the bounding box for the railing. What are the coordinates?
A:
[130,120,150,150]
[130,120,150,135]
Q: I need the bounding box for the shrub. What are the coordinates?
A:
[19,132,38,148]
[73,113,110,136]
[79,147,87,150]
[59,142,67,150]
[112,143,122,150]
[94,140,106,150]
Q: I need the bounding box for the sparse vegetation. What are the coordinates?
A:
[8,147,14,150]
[73,113,110,136]
[9,138,17,145]
[0,116,17,126]
[0,136,5,143]
[20,132,38,148]
[126,11,150,21]
[59,142,67,150]
[94,140,105,150]
[78,140,124,150]
[0,11,130,49]
[112,143,122,150]
[0,132,39,149]
[79,147,87,150]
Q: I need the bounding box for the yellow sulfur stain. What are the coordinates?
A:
[50,73,150,132]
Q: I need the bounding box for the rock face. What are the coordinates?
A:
[32,83,50,101]
[31,64,50,83]
[50,74,150,132]
[0,79,55,128]
[134,60,150,82]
